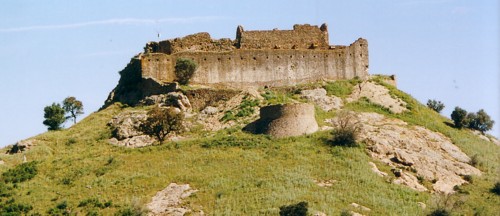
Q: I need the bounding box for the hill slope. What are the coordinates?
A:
[1,77,499,215]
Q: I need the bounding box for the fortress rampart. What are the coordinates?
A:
[140,23,369,88]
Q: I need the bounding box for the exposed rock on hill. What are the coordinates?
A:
[328,112,481,193]
[6,139,36,154]
[300,88,343,111]
[147,183,199,216]
[347,81,407,113]
[107,110,156,148]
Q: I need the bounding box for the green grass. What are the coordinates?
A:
[0,78,498,215]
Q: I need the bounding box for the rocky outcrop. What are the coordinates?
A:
[140,92,192,112]
[327,112,481,193]
[107,111,156,147]
[147,183,199,216]
[250,103,318,138]
[6,139,36,154]
[300,88,343,111]
[347,81,407,113]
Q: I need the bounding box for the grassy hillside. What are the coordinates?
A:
[0,78,499,215]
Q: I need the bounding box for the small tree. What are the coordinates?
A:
[427,99,445,113]
[330,111,361,147]
[174,58,197,85]
[468,109,494,133]
[450,107,469,129]
[63,96,84,124]
[140,107,183,143]
[43,103,66,130]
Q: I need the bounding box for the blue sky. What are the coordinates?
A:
[0,0,498,146]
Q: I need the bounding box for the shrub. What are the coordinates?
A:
[428,208,451,216]
[427,99,445,113]
[2,161,38,183]
[450,107,469,129]
[43,103,66,130]
[174,58,197,85]
[279,201,308,216]
[0,201,33,215]
[491,182,500,195]
[469,154,481,167]
[139,107,183,143]
[329,111,360,147]
[468,109,494,133]
[463,175,473,183]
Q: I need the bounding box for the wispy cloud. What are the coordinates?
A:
[0,16,223,33]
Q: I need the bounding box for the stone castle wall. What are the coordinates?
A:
[236,24,329,49]
[140,24,369,88]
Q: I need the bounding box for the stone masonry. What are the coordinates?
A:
[141,23,369,88]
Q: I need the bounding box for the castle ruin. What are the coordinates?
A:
[141,23,369,88]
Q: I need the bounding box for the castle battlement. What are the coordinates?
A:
[140,23,369,88]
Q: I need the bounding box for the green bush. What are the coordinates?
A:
[279,201,308,216]
[491,182,500,195]
[2,161,38,184]
[451,107,469,129]
[467,109,494,133]
[0,200,33,215]
[427,99,445,113]
[428,208,450,216]
[139,107,184,143]
[174,58,197,85]
[43,103,66,130]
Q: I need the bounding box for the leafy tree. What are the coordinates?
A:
[468,109,494,133]
[427,99,445,113]
[174,58,197,85]
[450,107,469,129]
[140,107,183,143]
[63,96,84,124]
[43,103,66,130]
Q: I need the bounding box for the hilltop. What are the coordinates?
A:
[1,76,499,215]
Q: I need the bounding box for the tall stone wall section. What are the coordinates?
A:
[140,24,369,88]
[236,24,329,50]
[141,39,368,88]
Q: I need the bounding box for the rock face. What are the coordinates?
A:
[327,112,481,193]
[300,88,343,111]
[107,111,156,148]
[255,103,318,138]
[147,183,198,216]
[140,92,192,112]
[347,81,407,113]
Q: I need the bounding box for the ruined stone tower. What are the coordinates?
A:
[140,23,369,88]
